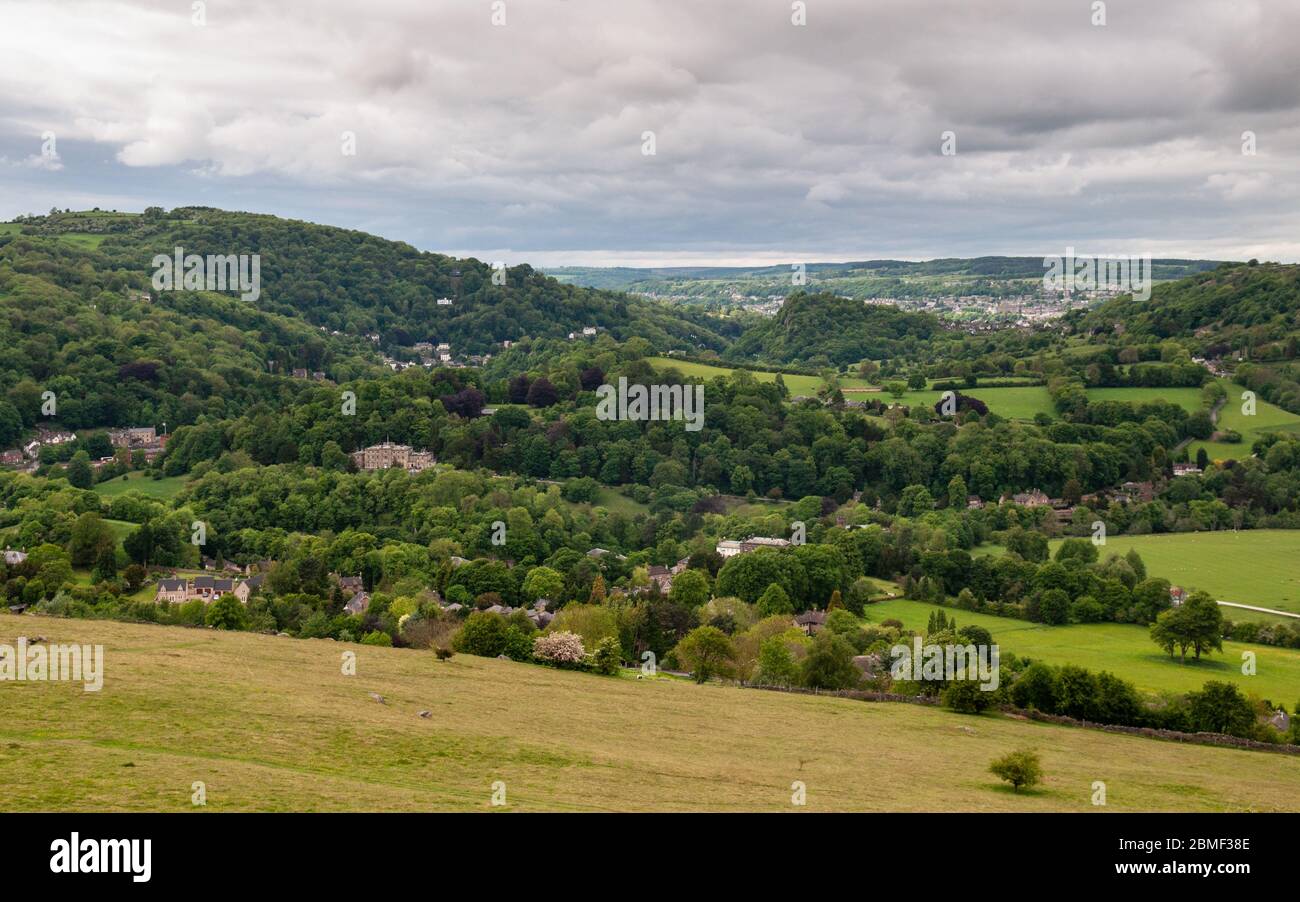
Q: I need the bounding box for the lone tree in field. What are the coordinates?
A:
[1149,590,1223,663]
[989,749,1043,793]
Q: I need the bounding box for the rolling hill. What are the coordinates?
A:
[6,209,731,358]
[1076,261,1300,348]
[0,207,736,439]
[548,257,1223,302]
[2,613,1296,812]
[725,291,942,367]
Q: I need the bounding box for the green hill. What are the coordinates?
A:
[7,208,730,357]
[0,220,378,438]
[725,291,942,367]
[0,207,733,441]
[1077,261,1300,348]
[2,613,1296,812]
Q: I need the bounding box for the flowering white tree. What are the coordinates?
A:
[533,631,586,664]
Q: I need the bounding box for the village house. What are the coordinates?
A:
[344,591,371,615]
[1118,481,1156,504]
[1172,463,1203,477]
[337,575,364,594]
[156,578,188,604]
[526,599,555,629]
[351,441,437,473]
[1,449,24,467]
[3,548,29,566]
[715,536,792,558]
[1000,488,1051,508]
[107,427,168,462]
[794,610,827,635]
[153,575,261,605]
[233,574,264,603]
[202,556,246,574]
[645,565,674,594]
[108,427,157,449]
[192,576,235,601]
[742,536,792,552]
[1169,586,1187,606]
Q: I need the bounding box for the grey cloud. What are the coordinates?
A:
[0,0,1297,262]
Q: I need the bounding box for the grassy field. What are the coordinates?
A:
[953,386,1054,420]
[590,486,650,517]
[103,518,139,543]
[2,613,1297,812]
[57,233,109,249]
[1046,530,1300,616]
[93,471,189,501]
[1085,386,1205,413]
[1191,389,1300,462]
[647,357,827,395]
[868,598,1300,701]
[645,359,1056,419]
[0,222,108,248]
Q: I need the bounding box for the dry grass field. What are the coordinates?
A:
[2,613,1297,812]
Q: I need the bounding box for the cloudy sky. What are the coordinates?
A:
[1,0,1298,265]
